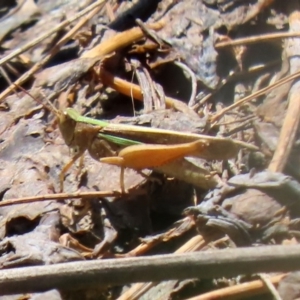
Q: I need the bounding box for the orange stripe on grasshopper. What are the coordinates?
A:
[100,140,209,170]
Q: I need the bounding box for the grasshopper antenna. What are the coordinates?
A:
[11,83,59,116]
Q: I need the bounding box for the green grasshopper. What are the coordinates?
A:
[19,86,257,192]
[63,108,257,191]
[60,107,213,192]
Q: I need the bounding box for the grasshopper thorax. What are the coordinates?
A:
[58,109,102,158]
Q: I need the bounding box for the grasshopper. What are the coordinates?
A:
[61,108,213,192]
[63,108,257,191]
[18,86,257,192]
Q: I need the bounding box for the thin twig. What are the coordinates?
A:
[215,31,300,48]
[216,115,257,126]
[0,191,120,207]
[211,69,300,123]
[0,245,298,295]
[259,274,283,300]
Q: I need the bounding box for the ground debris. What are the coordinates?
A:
[1,0,300,299]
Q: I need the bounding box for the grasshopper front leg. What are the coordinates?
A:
[59,120,101,192]
[60,151,83,192]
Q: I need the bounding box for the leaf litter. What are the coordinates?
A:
[0,0,300,299]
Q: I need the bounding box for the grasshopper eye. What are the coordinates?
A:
[72,146,80,155]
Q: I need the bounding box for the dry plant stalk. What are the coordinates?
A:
[268,10,300,172]
[0,245,298,295]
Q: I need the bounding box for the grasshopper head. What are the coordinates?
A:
[57,110,77,146]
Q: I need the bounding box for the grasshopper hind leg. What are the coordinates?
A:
[76,154,85,179]
[88,138,126,193]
